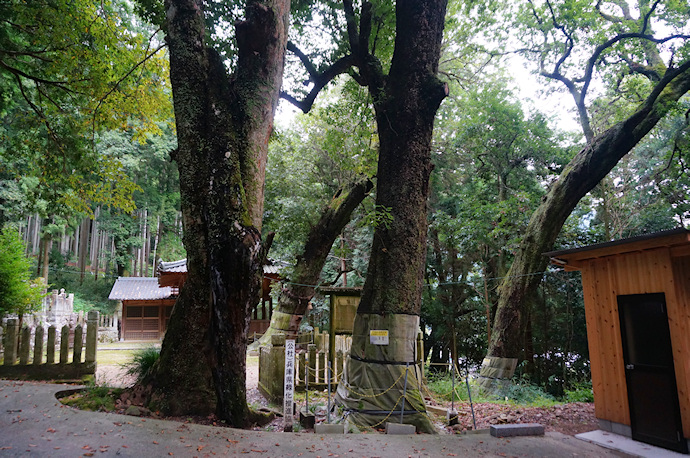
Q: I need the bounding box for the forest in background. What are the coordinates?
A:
[1,0,689,401]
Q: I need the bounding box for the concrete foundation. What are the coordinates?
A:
[385,423,416,435]
[489,423,545,437]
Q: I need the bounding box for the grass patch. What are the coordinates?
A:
[425,372,558,407]
[60,386,123,412]
[122,346,160,384]
[564,382,594,403]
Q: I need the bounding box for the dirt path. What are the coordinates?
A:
[98,350,598,436]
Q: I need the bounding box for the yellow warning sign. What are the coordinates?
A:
[370,330,389,345]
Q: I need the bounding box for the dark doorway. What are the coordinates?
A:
[618,293,688,453]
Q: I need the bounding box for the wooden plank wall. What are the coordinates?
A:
[581,247,690,437]
[671,255,690,438]
[581,257,629,425]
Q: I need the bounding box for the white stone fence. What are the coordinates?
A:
[0,311,99,380]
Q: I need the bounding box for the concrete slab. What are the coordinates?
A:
[0,380,634,458]
[385,422,416,435]
[425,404,448,416]
[314,423,346,434]
[577,430,688,458]
[490,423,545,437]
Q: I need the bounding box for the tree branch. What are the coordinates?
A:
[280,50,356,113]
[0,59,73,89]
[90,42,167,142]
[343,0,360,56]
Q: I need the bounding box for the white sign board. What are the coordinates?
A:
[370,329,389,345]
[283,339,296,431]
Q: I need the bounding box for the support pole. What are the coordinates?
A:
[400,362,409,424]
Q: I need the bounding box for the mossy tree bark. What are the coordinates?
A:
[140,0,290,427]
[283,0,448,431]
[253,179,373,347]
[335,0,448,433]
[479,64,690,389]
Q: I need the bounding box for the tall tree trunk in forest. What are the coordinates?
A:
[139,0,289,427]
[251,179,372,349]
[40,236,51,282]
[478,65,690,390]
[333,0,448,433]
[78,217,90,283]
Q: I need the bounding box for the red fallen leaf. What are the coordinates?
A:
[153,441,159,444]
[227,439,238,444]
[197,445,205,451]
[82,445,91,450]
[113,422,122,426]
[46,428,56,433]
[122,445,128,448]
[251,450,268,453]
[84,453,94,457]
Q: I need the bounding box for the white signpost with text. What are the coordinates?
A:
[283,339,296,431]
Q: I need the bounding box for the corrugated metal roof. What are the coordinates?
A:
[264,259,290,275]
[109,277,175,301]
[157,258,289,275]
[158,259,187,273]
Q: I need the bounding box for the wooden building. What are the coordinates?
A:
[108,277,175,341]
[110,259,286,341]
[546,229,690,453]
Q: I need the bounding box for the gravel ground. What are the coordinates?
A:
[97,351,599,437]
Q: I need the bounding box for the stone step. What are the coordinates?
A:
[490,423,545,437]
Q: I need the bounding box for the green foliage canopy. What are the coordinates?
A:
[0,0,172,217]
[0,227,44,317]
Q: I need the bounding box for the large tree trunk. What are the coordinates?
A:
[140,0,289,427]
[252,179,372,348]
[335,0,448,433]
[478,65,690,389]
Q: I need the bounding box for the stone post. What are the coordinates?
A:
[59,325,69,364]
[318,350,326,384]
[33,327,44,365]
[259,334,286,401]
[3,319,18,365]
[298,351,306,386]
[85,310,98,365]
[308,344,317,385]
[46,326,56,364]
[73,324,83,363]
[19,327,31,365]
[336,350,344,383]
